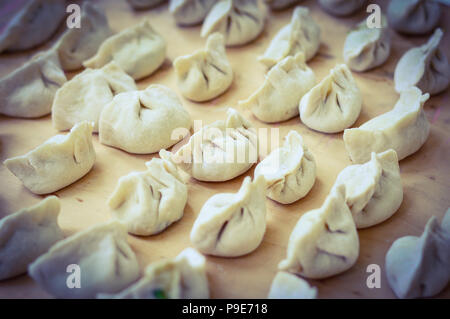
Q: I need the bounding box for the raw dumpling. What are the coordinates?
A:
[268,272,317,299]
[173,33,233,102]
[343,15,391,72]
[254,131,316,204]
[394,28,449,96]
[318,0,366,16]
[28,221,140,299]
[127,0,167,9]
[259,6,320,68]
[52,62,137,132]
[299,64,362,133]
[190,176,266,257]
[239,53,315,123]
[171,108,257,182]
[0,49,66,118]
[385,209,450,299]
[278,185,359,279]
[83,19,166,80]
[387,0,441,35]
[4,121,96,195]
[343,87,430,164]
[264,0,303,10]
[0,196,63,281]
[99,248,209,299]
[170,0,217,26]
[99,84,192,154]
[0,0,65,53]
[201,0,267,47]
[54,2,112,71]
[332,149,403,229]
[108,150,188,236]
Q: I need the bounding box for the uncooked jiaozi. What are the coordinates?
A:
[4,121,96,195]
[170,0,217,26]
[385,209,450,299]
[99,248,209,299]
[394,28,449,96]
[83,19,166,80]
[343,15,391,72]
[190,176,267,257]
[332,149,403,229]
[343,86,430,164]
[318,0,366,16]
[54,2,112,71]
[0,196,63,281]
[299,64,362,133]
[201,0,267,47]
[28,221,140,299]
[99,85,191,154]
[387,0,441,35]
[264,0,303,10]
[259,6,320,68]
[108,150,188,236]
[174,33,233,102]
[0,49,66,118]
[127,0,167,9]
[279,185,359,279]
[0,0,65,53]
[254,131,316,204]
[239,53,315,123]
[52,62,137,132]
[268,272,317,299]
[171,108,257,182]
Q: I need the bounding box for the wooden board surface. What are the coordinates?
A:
[0,0,449,299]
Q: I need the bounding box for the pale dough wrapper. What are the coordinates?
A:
[343,15,391,72]
[0,196,64,281]
[332,149,403,229]
[394,28,449,96]
[83,19,166,80]
[99,84,192,154]
[28,221,140,299]
[54,2,113,71]
[259,6,320,68]
[299,64,362,133]
[52,62,137,133]
[171,108,258,182]
[385,209,450,299]
[279,185,359,279]
[239,53,315,123]
[0,0,65,53]
[108,150,188,236]
[170,0,217,26]
[387,0,441,35]
[4,121,96,195]
[174,33,233,102]
[343,86,430,164]
[0,49,67,118]
[254,130,316,204]
[98,247,209,299]
[318,0,366,16]
[268,272,317,299]
[190,176,267,257]
[201,0,267,47]
[127,0,167,9]
[264,0,303,10]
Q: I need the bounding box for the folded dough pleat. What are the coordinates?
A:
[190,176,267,257]
[83,19,166,80]
[4,121,96,195]
[28,221,140,299]
[0,196,64,281]
[170,0,218,26]
[343,86,430,163]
